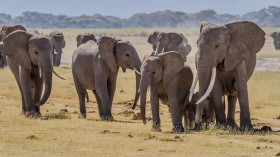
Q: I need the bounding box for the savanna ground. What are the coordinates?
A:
[0,28,280,157]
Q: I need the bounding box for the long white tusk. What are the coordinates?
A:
[196,67,216,104]
[54,50,58,55]
[53,70,66,80]
[133,68,141,75]
[188,74,198,102]
[161,48,165,54]
[39,68,42,78]
[154,47,158,55]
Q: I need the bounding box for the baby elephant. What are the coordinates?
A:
[139,51,193,133]
[72,36,141,120]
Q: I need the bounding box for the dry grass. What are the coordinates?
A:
[0,28,280,157]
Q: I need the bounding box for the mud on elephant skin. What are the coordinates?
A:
[48,31,66,67]
[147,31,191,60]
[76,33,97,47]
[72,36,141,120]
[4,30,55,117]
[139,51,193,133]
[189,21,265,131]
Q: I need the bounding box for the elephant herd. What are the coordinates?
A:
[0,20,268,133]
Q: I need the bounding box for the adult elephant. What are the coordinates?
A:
[0,25,26,68]
[72,36,141,120]
[139,51,193,132]
[147,31,191,60]
[76,33,97,47]
[49,31,66,67]
[189,21,265,131]
[271,32,280,50]
[3,30,55,116]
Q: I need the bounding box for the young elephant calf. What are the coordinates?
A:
[139,51,193,132]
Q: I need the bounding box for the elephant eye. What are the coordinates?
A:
[35,51,39,55]
[215,44,219,49]
[126,53,130,57]
[152,72,155,74]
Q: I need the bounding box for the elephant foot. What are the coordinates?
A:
[151,125,161,132]
[239,123,254,132]
[172,126,185,133]
[25,111,41,118]
[227,120,238,130]
[78,113,86,119]
[193,123,203,131]
[101,115,114,121]
[20,111,26,115]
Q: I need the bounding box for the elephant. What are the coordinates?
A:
[48,31,66,67]
[138,51,193,132]
[147,31,191,60]
[0,25,26,68]
[188,21,265,131]
[76,33,97,47]
[27,29,41,35]
[3,30,55,116]
[72,36,141,120]
[271,32,280,50]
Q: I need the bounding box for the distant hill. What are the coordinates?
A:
[1,6,280,28]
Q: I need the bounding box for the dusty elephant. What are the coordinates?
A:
[189,21,265,131]
[72,36,141,120]
[3,30,56,116]
[271,32,280,50]
[147,31,191,60]
[0,25,26,68]
[139,51,193,132]
[49,31,66,67]
[76,33,97,47]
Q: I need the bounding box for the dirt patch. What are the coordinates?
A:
[276,116,280,120]
[132,113,141,120]
[159,150,176,153]
[41,109,71,120]
[118,110,134,117]
[276,152,280,156]
[144,135,158,140]
[100,130,121,134]
[26,135,39,140]
[160,136,184,142]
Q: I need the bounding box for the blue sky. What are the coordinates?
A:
[1,0,279,18]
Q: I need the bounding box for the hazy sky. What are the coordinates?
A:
[1,0,279,18]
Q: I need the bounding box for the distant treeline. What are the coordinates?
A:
[0,6,280,28]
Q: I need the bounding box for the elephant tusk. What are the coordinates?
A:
[54,50,58,55]
[189,74,198,102]
[161,48,165,54]
[39,68,42,78]
[196,67,216,105]
[53,70,66,80]
[133,68,141,75]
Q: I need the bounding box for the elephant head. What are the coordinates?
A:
[49,31,66,67]
[139,51,185,123]
[4,30,54,106]
[271,32,280,50]
[98,36,142,108]
[0,25,26,42]
[147,31,191,59]
[191,21,265,109]
[76,33,97,47]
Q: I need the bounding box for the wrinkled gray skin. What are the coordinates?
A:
[271,32,280,50]
[4,30,54,116]
[49,31,66,67]
[0,25,27,68]
[76,33,97,47]
[194,21,265,131]
[139,52,193,132]
[72,36,141,120]
[148,31,191,60]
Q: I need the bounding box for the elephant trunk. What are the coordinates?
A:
[140,74,150,124]
[37,71,53,106]
[132,59,141,110]
[53,49,62,67]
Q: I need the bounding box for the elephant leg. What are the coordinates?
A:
[96,79,113,121]
[92,90,103,117]
[227,95,238,129]
[73,74,87,118]
[236,61,253,131]
[33,68,43,115]
[150,86,161,132]
[209,100,215,123]
[19,67,35,116]
[107,74,117,104]
[16,80,26,114]
[210,83,226,127]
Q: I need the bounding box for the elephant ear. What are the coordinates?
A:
[3,30,32,70]
[168,33,183,48]
[271,32,277,39]
[159,51,185,82]
[14,25,27,31]
[98,36,118,72]
[224,21,265,71]
[76,34,82,47]
[89,34,97,42]
[147,31,159,44]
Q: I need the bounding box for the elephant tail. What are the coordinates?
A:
[85,90,89,103]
